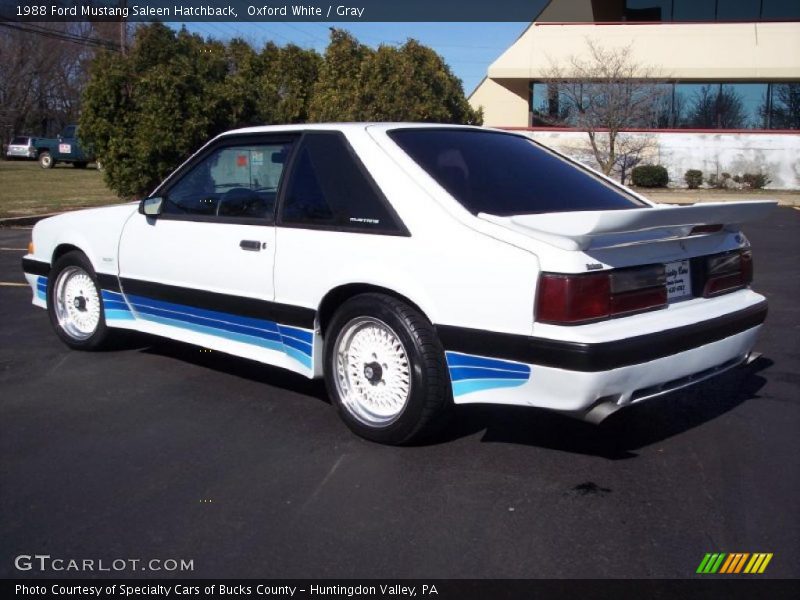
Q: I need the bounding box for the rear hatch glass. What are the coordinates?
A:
[388,129,647,215]
[11,137,30,145]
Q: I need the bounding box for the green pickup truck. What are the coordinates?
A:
[34,125,97,169]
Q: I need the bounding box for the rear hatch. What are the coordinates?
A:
[380,126,775,321]
[481,201,775,323]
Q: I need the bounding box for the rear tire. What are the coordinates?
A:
[39,151,55,169]
[324,293,451,445]
[47,251,113,351]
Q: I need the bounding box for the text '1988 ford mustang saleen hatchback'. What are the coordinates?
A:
[22,124,774,444]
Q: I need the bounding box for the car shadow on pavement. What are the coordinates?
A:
[138,337,331,403]
[435,356,773,459]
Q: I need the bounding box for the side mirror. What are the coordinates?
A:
[139,196,164,217]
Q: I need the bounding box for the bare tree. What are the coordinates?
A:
[0,22,121,143]
[540,40,667,177]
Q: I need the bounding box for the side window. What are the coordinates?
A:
[61,126,76,139]
[280,133,403,233]
[163,142,293,220]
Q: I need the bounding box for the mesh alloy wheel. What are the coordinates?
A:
[333,316,412,427]
[53,265,102,341]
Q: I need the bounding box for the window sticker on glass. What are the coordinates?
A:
[251,151,264,166]
[236,154,248,167]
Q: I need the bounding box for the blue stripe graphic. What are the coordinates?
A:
[446,351,530,373]
[446,351,530,397]
[36,277,313,370]
[36,276,47,303]
[452,378,528,396]
[130,302,283,343]
[449,366,530,382]
[119,291,314,369]
[101,289,133,321]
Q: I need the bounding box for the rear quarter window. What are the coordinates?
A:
[388,129,647,216]
[280,132,407,235]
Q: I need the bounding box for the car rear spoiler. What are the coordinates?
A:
[478,201,777,251]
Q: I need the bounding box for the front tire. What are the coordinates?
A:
[47,251,112,350]
[324,293,451,445]
[39,151,55,169]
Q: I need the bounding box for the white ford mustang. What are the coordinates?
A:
[22,124,773,444]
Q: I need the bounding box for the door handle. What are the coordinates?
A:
[240,240,262,251]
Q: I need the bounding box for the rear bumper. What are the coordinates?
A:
[438,300,767,372]
[439,300,767,414]
[6,148,35,158]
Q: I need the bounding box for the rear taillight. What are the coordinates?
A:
[537,264,667,325]
[703,249,752,297]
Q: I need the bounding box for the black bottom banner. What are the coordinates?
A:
[4,579,800,600]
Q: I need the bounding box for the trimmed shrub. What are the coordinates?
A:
[741,172,771,189]
[684,169,703,189]
[632,165,669,188]
[707,173,731,189]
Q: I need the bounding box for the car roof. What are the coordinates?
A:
[219,122,489,138]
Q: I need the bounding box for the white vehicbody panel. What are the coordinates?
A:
[21,123,773,417]
[118,219,276,300]
[28,203,138,275]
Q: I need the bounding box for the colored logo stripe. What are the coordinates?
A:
[122,292,313,369]
[697,553,773,574]
[445,351,530,397]
[102,289,135,321]
[36,276,47,303]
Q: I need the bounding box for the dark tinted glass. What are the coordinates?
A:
[717,0,761,20]
[281,133,402,232]
[61,126,75,138]
[672,0,715,21]
[674,83,769,128]
[11,137,29,145]
[390,130,646,216]
[769,83,800,129]
[762,0,800,19]
[625,0,671,21]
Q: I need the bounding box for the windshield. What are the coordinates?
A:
[388,129,647,216]
[11,137,30,145]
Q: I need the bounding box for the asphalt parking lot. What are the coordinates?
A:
[1,209,798,579]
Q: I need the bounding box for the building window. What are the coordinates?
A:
[625,0,671,21]
[531,81,798,130]
[762,0,800,19]
[716,0,762,21]
[671,0,716,21]
[622,0,800,21]
[770,83,800,129]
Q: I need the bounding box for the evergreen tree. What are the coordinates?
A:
[81,25,480,198]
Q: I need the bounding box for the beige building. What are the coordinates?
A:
[469,0,800,188]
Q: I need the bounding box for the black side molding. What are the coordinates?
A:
[23,257,121,293]
[119,277,316,329]
[96,273,121,292]
[21,257,49,276]
[437,301,768,373]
